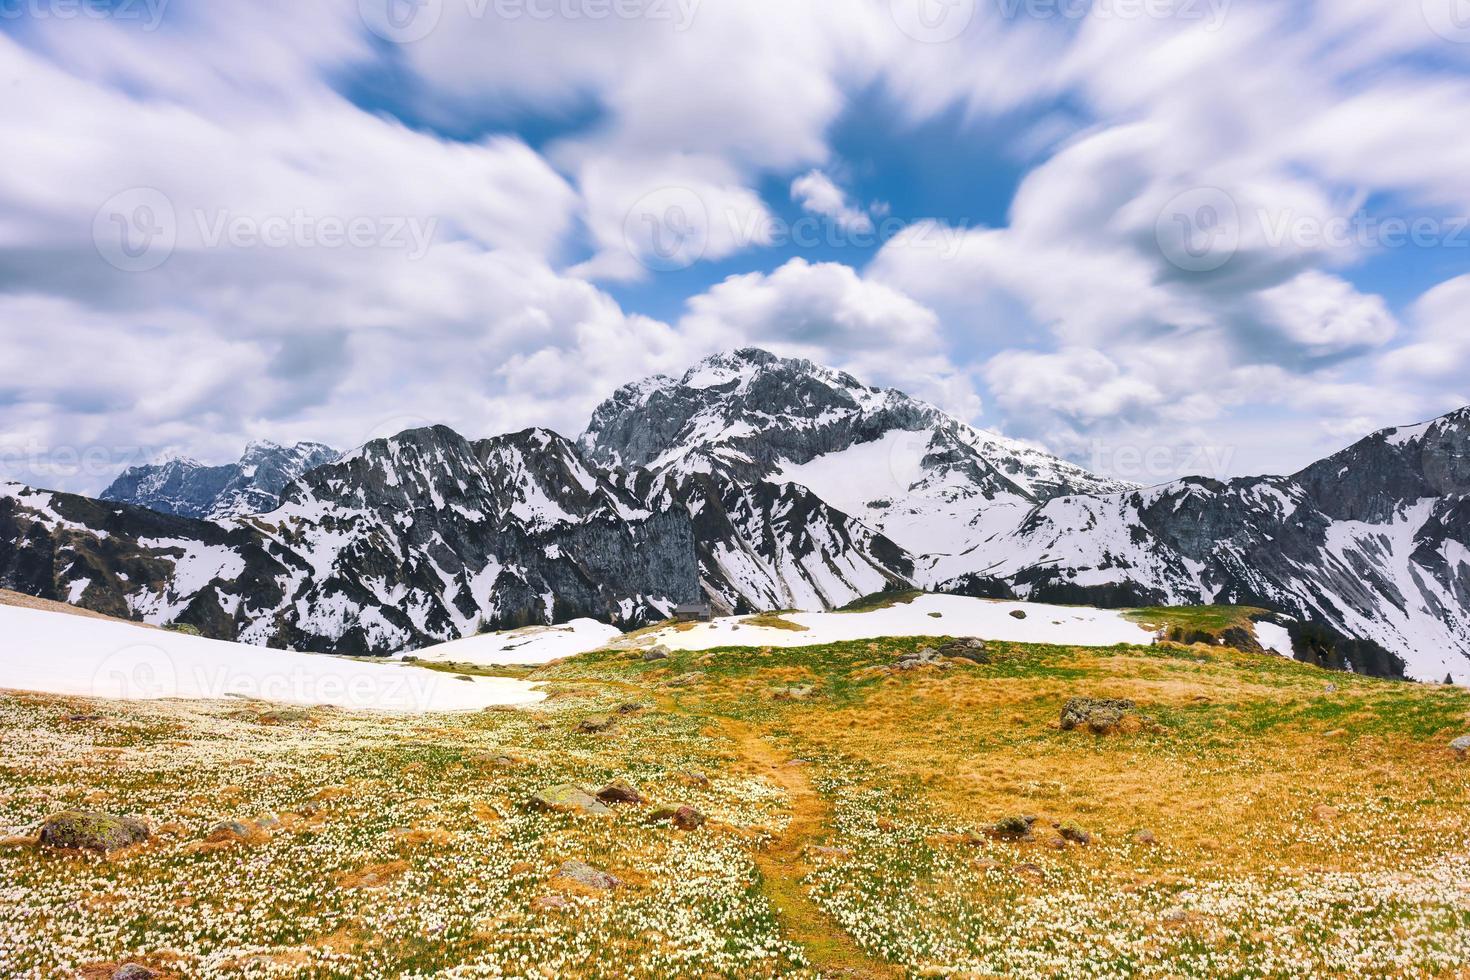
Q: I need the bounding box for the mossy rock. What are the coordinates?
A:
[528,784,611,816]
[991,814,1035,838]
[38,811,150,852]
[1058,822,1092,845]
[1060,697,1137,734]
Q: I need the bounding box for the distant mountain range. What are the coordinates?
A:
[100,441,340,519]
[3,349,1466,681]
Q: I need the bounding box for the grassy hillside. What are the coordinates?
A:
[2,631,1468,977]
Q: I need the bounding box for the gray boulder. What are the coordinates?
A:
[528,785,611,816]
[937,637,990,663]
[1059,698,1137,734]
[1451,735,1470,758]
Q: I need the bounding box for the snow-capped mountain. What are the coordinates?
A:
[934,407,1470,681]
[2,349,1467,680]
[102,440,340,519]
[581,347,1131,563]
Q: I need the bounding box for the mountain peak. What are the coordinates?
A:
[103,439,339,520]
[581,349,1131,524]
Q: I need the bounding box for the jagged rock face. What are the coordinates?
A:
[102,441,340,519]
[2,428,702,654]
[668,472,912,613]
[259,426,700,649]
[1295,408,1470,523]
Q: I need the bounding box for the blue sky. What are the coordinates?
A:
[1,0,1469,493]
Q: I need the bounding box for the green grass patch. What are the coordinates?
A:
[836,588,925,613]
[1124,605,1268,633]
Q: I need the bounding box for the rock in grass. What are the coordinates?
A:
[771,685,816,701]
[1059,697,1138,734]
[528,785,611,816]
[1451,735,1470,758]
[576,715,616,733]
[642,645,670,662]
[554,860,621,891]
[596,779,644,805]
[651,805,707,830]
[895,649,936,670]
[1058,822,1091,845]
[37,811,150,853]
[256,707,315,726]
[937,637,990,663]
[205,817,276,846]
[990,815,1035,838]
[112,966,155,980]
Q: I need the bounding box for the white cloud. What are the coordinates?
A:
[790,170,874,233]
[675,258,980,419]
[1254,271,1398,357]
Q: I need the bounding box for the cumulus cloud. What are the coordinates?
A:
[790,171,874,233]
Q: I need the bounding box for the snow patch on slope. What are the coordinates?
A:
[406,619,622,666]
[643,593,1153,651]
[0,604,544,711]
[1253,621,1294,657]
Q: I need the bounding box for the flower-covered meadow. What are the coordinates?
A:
[4,628,1470,977]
